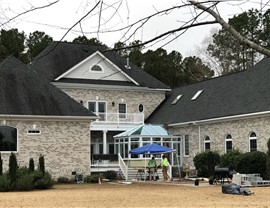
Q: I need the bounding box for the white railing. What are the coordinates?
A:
[118,153,128,181]
[92,113,144,125]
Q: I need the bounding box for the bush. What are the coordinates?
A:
[57,177,72,184]
[38,155,45,176]
[29,158,35,172]
[84,175,100,183]
[34,171,54,189]
[237,151,267,178]
[266,139,270,180]
[0,153,2,176]
[220,149,242,170]
[0,174,11,192]
[9,153,18,185]
[193,151,220,177]
[15,174,34,191]
[103,170,117,180]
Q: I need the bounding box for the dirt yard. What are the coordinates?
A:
[0,181,269,207]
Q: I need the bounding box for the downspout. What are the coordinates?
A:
[198,125,201,153]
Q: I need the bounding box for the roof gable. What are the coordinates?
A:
[55,51,139,85]
[31,42,170,90]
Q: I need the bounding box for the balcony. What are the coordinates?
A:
[90,112,144,131]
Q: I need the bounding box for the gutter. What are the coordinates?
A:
[168,110,270,127]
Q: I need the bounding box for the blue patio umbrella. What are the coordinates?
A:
[129,143,175,154]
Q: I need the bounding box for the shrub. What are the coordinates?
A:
[220,149,242,170]
[9,153,18,185]
[0,174,11,192]
[57,177,71,184]
[237,151,267,178]
[29,158,35,172]
[15,174,34,191]
[266,139,270,180]
[103,170,117,180]
[84,175,100,183]
[34,171,54,189]
[38,155,45,176]
[0,153,2,176]
[193,151,220,177]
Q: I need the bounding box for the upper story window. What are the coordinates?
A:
[249,132,257,152]
[88,101,106,121]
[0,125,17,152]
[139,104,144,112]
[204,136,211,151]
[225,134,232,153]
[184,135,189,156]
[27,130,41,135]
[119,103,127,119]
[90,65,102,72]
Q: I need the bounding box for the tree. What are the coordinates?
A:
[0,153,2,176]
[9,152,18,185]
[72,36,104,46]
[38,154,45,176]
[0,29,25,62]
[29,158,35,172]
[207,9,265,74]
[26,31,53,61]
[266,138,270,179]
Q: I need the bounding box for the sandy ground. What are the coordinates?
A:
[0,181,269,208]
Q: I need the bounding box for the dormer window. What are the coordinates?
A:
[191,90,203,101]
[91,65,102,72]
[171,95,182,105]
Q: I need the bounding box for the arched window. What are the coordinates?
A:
[91,65,102,72]
[0,126,17,152]
[249,132,257,152]
[225,134,232,153]
[204,136,210,151]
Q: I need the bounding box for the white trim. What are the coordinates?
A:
[249,131,257,152]
[168,110,270,127]
[52,81,170,92]
[225,134,232,153]
[55,51,140,86]
[0,114,97,121]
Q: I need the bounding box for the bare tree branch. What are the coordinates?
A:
[0,0,60,28]
[189,0,270,57]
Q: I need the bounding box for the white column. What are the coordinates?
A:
[103,130,107,154]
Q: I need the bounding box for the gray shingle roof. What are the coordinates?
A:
[147,57,270,125]
[0,56,96,117]
[31,42,170,90]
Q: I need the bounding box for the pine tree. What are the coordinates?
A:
[9,152,18,185]
[39,155,45,176]
[29,158,35,172]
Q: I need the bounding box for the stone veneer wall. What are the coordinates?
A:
[168,116,270,168]
[62,88,166,120]
[1,119,90,180]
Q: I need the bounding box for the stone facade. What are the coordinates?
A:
[62,88,166,120]
[1,119,91,180]
[168,116,270,168]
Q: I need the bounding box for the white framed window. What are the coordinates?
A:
[249,132,257,152]
[88,101,107,121]
[27,130,41,135]
[184,135,189,156]
[118,103,127,119]
[225,134,232,153]
[90,65,103,72]
[204,136,210,151]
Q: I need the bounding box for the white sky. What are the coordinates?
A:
[1,0,269,57]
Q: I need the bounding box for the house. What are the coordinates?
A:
[147,57,270,169]
[31,42,171,172]
[0,56,97,179]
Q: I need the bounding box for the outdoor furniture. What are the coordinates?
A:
[136,168,145,180]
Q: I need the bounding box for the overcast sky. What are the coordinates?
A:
[1,0,269,57]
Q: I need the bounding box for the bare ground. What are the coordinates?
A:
[0,181,269,208]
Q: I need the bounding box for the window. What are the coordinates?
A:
[91,65,102,72]
[191,90,203,101]
[184,135,189,156]
[204,136,210,151]
[118,103,127,119]
[225,134,232,153]
[27,130,40,135]
[171,95,182,105]
[88,101,106,121]
[0,126,17,152]
[139,104,144,112]
[249,132,257,152]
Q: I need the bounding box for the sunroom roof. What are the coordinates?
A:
[114,124,170,138]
